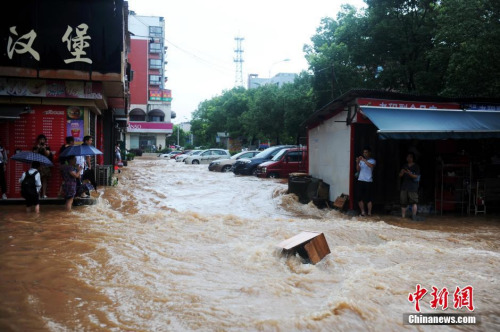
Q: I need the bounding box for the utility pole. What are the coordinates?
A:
[234,36,244,87]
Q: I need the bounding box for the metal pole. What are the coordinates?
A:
[177,125,179,146]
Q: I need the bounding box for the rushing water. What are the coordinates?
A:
[1,156,499,331]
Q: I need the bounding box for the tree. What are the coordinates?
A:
[280,72,316,144]
[432,0,500,96]
[304,6,375,107]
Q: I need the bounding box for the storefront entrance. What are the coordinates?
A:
[353,122,500,214]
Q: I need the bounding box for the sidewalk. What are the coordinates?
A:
[0,197,97,206]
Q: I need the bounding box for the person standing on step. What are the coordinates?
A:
[399,152,421,221]
[356,146,376,217]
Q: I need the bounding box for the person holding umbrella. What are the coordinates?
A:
[19,161,42,213]
[11,150,54,213]
[61,155,82,211]
[34,134,54,198]
[59,136,102,195]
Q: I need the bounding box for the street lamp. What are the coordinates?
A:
[268,58,290,78]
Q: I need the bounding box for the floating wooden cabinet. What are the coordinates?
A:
[277,231,331,264]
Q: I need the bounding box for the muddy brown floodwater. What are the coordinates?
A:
[1,155,499,331]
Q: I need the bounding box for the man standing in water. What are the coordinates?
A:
[399,152,421,220]
[356,147,376,216]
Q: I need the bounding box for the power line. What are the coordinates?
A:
[165,38,234,75]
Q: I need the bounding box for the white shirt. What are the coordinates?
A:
[0,145,6,164]
[19,168,42,193]
[76,156,85,175]
[358,158,376,182]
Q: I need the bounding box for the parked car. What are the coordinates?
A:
[158,151,182,158]
[208,150,260,172]
[256,147,308,178]
[184,149,231,164]
[176,150,201,162]
[231,145,296,175]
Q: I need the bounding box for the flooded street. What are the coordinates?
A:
[1,156,499,331]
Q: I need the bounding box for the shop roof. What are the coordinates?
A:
[303,89,500,128]
[361,106,500,139]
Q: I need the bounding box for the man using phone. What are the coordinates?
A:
[356,146,376,217]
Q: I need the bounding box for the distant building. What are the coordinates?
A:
[248,73,297,89]
[127,13,175,151]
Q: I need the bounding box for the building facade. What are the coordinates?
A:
[0,0,129,198]
[304,90,500,213]
[127,13,174,151]
[247,73,297,89]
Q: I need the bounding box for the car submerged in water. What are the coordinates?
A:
[184,149,231,164]
[231,145,296,175]
[208,150,260,172]
[255,147,308,178]
[175,150,201,162]
[158,151,183,158]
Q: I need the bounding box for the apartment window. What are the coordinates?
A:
[149,26,163,38]
[149,59,162,70]
[149,43,162,53]
[149,75,162,85]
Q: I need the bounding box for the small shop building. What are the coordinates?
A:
[303,89,500,214]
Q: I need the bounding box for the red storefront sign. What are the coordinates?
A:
[0,105,66,198]
[127,121,173,133]
[357,98,460,110]
[356,98,461,124]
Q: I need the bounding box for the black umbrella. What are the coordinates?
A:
[59,144,103,157]
[11,151,54,166]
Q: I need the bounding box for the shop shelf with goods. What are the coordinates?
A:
[435,162,471,215]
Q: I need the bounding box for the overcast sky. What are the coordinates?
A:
[127,0,366,122]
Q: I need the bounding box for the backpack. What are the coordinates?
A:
[21,170,38,198]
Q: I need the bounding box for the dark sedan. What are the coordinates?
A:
[231,145,296,175]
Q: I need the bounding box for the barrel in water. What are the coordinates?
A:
[288,174,312,204]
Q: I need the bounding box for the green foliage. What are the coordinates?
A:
[432,0,500,96]
[166,125,190,147]
[189,0,498,146]
[305,0,498,101]
[190,80,315,147]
